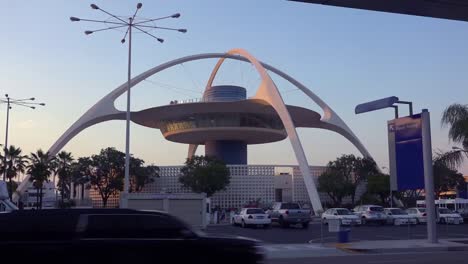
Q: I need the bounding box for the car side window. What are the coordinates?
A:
[83,214,188,239]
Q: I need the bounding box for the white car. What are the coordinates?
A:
[437,208,464,225]
[384,208,417,225]
[322,208,362,225]
[232,208,271,228]
[406,207,427,224]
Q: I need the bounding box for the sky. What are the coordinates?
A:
[0,0,467,174]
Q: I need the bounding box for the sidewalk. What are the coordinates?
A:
[333,239,468,254]
[263,239,468,259]
[262,243,349,259]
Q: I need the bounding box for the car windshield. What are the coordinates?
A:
[280,203,300,209]
[246,209,264,214]
[439,208,452,214]
[390,209,407,215]
[417,208,426,213]
[336,209,352,215]
[369,207,384,212]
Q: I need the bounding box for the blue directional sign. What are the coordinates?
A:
[388,114,425,191]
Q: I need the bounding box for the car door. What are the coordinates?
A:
[271,203,280,220]
[238,209,246,223]
[76,213,199,262]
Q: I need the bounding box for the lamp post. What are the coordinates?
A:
[0,94,45,181]
[70,3,187,208]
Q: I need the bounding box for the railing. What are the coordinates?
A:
[169,98,205,105]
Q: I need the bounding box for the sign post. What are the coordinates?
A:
[356,98,437,244]
[421,109,437,243]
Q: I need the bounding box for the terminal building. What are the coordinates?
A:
[16,49,373,213]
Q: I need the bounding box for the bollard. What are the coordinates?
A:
[320,217,324,245]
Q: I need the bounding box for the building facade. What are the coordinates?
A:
[140,165,328,209]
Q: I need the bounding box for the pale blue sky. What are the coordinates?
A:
[1,0,467,174]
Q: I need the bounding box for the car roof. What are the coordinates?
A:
[385,208,402,210]
[0,209,178,241]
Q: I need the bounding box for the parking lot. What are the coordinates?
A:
[205,222,468,244]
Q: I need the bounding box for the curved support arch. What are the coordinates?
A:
[204,49,324,213]
[42,51,374,213]
[49,52,370,160]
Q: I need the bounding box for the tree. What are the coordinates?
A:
[55,151,74,202]
[318,169,353,207]
[441,103,468,167]
[325,154,379,206]
[27,149,56,209]
[367,173,390,205]
[433,152,466,198]
[71,157,93,200]
[179,155,230,197]
[0,145,28,199]
[88,148,125,208]
[130,162,159,193]
[86,147,155,208]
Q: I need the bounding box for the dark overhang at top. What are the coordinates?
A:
[290,0,468,22]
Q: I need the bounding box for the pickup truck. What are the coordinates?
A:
[268,202,311,229]
[0,209,264,264]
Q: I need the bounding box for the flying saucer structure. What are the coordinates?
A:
[39,48,373,213]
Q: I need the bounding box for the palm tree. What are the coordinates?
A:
[441,103,468,168]
[0,146,28,199]
[27,149,56,209]
[56,151,74,203]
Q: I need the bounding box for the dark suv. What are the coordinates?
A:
[0,209,264,264]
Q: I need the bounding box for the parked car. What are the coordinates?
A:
[232,208,271,228]
[384,208,417,225]
[321,208,361,226]
[268,202,311,229]
[457,208,468,222]
[437,208,464,224]
[353,205,387,225]
[405,207,427,224]
[0,209,264,264]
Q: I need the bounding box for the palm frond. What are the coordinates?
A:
[441,104,468,127]
[433,150,464,170]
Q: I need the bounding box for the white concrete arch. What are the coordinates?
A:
[41,50,374,213]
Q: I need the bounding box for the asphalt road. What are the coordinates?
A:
[205,222,468,244]
[268,251,468,264]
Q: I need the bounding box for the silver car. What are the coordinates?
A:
[353,205,387,225]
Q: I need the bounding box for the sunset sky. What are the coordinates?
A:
[1,0,467,174]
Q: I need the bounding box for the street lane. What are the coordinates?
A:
[268,251,468,264]
[205,223,468,244]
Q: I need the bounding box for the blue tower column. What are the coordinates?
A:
[203,85,248,164]
[205,140,247,165]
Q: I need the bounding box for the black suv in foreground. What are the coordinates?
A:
[0,209,264,264]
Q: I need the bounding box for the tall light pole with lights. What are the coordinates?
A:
[1,94,45,181]
[70,3,187,208]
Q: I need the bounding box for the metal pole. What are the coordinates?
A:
[122,19,132,208]
[422,109,437,243]
[3,99,10,181]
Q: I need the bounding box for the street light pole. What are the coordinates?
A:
[3,98,10,182]
[70,3,187,208]
[1,95,46,181]
[122,19,133,208]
